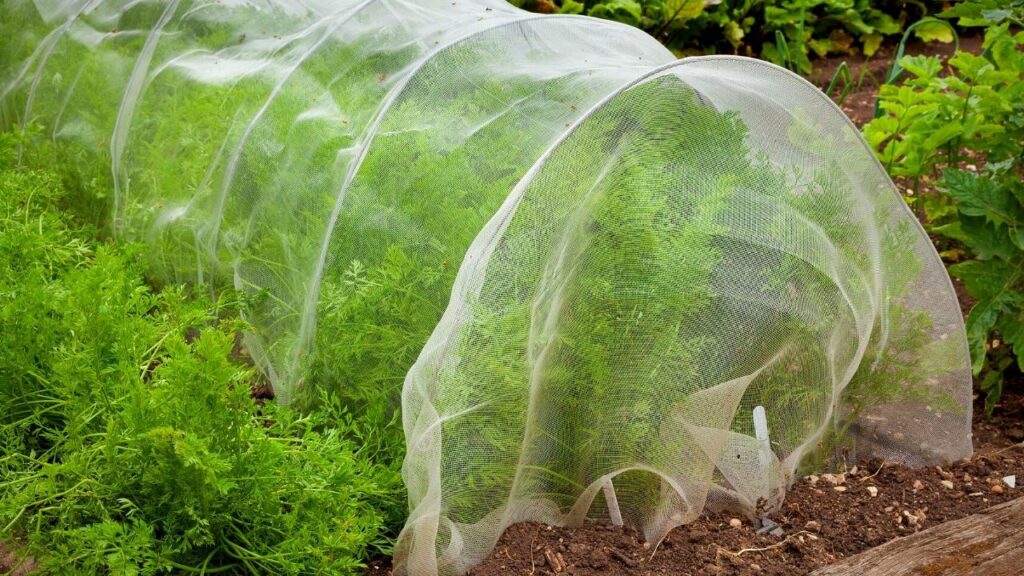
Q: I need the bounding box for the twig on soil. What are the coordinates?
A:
[859,461,887,482]
[714,531,814,558]
[528,528,539,575]
[983,441,1024,458]
[543,548,562,573]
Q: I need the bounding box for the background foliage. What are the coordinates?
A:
[865,2,1023,414]
[516,0,951,72]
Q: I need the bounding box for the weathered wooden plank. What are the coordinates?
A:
[811,497,1024,576]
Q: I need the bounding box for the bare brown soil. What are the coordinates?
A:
[452,386,1023,576]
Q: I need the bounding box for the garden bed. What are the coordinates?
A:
[364,384,1023,576]
[2,8,1015,575]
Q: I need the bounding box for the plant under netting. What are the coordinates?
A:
[1,1,972,575]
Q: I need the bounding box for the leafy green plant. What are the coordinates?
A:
[0,131,401,574]
[941,163,1024,416]
[864,10,1024,412]
[521,0,931,72]
[864,22,1018,211]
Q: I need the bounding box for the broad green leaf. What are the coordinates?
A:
[587,0,643,26]
[559,0,584,14]
[862,33,883,57]
[961,290,1017,374]
[662,0,705,24]
[921,121,963,151]
[943,169,1024,231]
[933,221,967,244]
[913,20,955,43]
[959,215,1019,261]
[939,0,1022,26]
[1002,318,1024,371]
[898,55,943,80]
[866,12,901,35]
[981,8,1015,23]
[979,369,1004,416]
[724,20,744,48]
[948,259,1021,303]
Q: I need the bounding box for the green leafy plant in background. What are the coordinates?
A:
[864,2,1024,414]
[517,0,939,73]
[942,163,1024,416]
[0,130,402,574]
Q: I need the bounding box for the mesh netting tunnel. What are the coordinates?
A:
[1,1,972,575]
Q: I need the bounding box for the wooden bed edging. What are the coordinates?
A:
[810,496,1024,576]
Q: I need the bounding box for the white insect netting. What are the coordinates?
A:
[1,1,972,575]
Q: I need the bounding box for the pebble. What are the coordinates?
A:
[729,518,743,528]
[866,486,878,497]
[1003,475,1016,488]
[750,564,762,572]
[912,479,924,490]
[902,510,922,526]
[992,484,1005,494]
[834,486,847,493]
[805,520,821,532]
[822,473,845,485]
[940,480,954,490]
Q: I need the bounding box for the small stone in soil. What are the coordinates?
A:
[940,480,954,489]
[822,473,845,485]
[866,486,878,497]
[729,518,742,528]
[912,479,924,490]
[756,518,779,535]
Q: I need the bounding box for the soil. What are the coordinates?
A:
[0,542,36,576]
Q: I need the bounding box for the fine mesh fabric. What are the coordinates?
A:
[0,2,972,575]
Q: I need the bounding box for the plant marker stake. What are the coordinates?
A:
[754,406,770,473]
[603,479,623,526]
